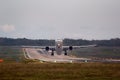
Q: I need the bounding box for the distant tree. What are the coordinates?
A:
[0,37,120,46]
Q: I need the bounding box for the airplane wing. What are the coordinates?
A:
[62,44,97,50]
[21,46,55,50]
[22,43,97,56]
[40,46,56,51]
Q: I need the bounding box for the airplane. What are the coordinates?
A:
[43,39,97,56]
[22,39,97,56]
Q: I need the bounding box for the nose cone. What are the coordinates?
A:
[57,44,62,48]
[57,44,61,47]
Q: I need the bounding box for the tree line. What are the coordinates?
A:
[63,38,120,46]
[0,37,120,46]
[0,38,55,46]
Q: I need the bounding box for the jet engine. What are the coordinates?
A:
[45,46,49,51]
[69,46,73,51]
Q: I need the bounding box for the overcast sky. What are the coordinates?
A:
[0,0,120,40]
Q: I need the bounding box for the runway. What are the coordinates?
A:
[23,48,120,63]
[24,48,91,63]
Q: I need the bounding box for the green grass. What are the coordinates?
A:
[71,47,120,59]
[0,63,120,80]
[0,46,120,80]
[0,46,24,62]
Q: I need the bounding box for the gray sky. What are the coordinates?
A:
[0,0,120,40]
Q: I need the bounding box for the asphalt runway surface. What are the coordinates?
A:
[24,48,120,63]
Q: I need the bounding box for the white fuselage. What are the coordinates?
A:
[55,40,63,55]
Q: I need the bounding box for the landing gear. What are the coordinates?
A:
[64,50,67,55]
[51,49,54,56]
